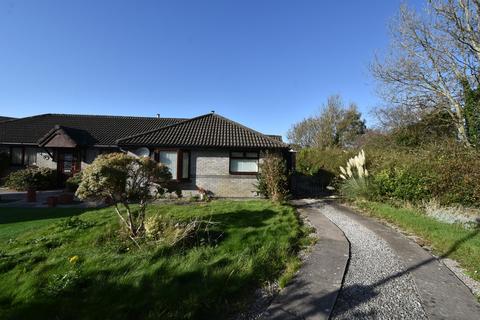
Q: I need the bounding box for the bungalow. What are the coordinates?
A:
[0,112,293,197]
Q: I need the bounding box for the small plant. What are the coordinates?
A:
[197,187,212,202]
[44,269,82,296]
[56,216,94,231]
[189,194,200,202]
[144,215,220,247]
[256,152,289,202]
[339,150,371,200]
[174,188,183,198]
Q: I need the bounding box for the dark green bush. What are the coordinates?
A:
[295,148,355,191]
[65,172,82,192]
[371,167,435,202]
[428,148,480,206]
[296,141,480,207]
[5,167,57,191]
[296,148,355,176]
[390,111,456,147]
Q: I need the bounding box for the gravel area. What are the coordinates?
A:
[320,204,427,320]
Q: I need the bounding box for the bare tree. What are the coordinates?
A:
[288,95,366,148]
[372,105,426,132]
[372,0,480,146]
[287,116,322,148]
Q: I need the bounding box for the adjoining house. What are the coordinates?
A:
[0,112,293,197]
[0,116,15,122]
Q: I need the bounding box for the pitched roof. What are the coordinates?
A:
[0,116,15,122]
[0,114,185,146]
[117,113,289,149]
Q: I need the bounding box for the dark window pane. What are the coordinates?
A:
[11,147,23,165]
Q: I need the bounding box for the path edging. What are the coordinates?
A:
[262,200,350,320]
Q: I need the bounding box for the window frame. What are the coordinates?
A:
[24,147,38,166]
[154,149,190,181]
[229,151,259,175]
[10,146,25,166]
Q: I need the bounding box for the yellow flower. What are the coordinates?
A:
[69,255,79,264]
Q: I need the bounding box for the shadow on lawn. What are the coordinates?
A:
[1,208,282,320]
[150,209,279,260]
[211,209,277,228]
[0,207,90,225]
[2,267,260,320]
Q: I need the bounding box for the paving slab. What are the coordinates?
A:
[327,201,480,320]
[262,201,350,320]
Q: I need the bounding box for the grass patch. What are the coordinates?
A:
[356,201,480,282]
[0,200,306,320]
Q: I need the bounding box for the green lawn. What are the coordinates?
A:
[0,200,307,320]
[357,201,480,283]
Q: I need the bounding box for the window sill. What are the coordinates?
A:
[229,172,258,176]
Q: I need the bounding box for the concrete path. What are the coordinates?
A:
[262,199,480,320]
[325,201,480,320]
[262,201,350,320]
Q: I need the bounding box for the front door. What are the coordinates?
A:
[57,149,81,185]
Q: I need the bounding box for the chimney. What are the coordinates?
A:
[156,113,160,118]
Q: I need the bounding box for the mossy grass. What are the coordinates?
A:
[0,200,308,319]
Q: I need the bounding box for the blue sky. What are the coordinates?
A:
[0,0,421,138]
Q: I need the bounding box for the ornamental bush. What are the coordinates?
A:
[338,150,372,200]
[76,153,171,238]
[5,167,57,190]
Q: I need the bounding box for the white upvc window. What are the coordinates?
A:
[24,148,37,166]
[159,151,178,178]
[157,150,190,180]
[229,151,259,174]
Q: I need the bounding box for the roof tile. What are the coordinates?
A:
[117,113,288,149]
[0,114,184,145]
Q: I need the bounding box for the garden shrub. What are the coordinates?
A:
[428,149,480,206]
[371,167,435,202]
[65,172,83,192]
[338,150,372,200]
[5,167,57,190]
[76,153,171,238]
[256,152,289,202]
[296,147,354,176]
[297,139,480,207]
[295,147,355,191]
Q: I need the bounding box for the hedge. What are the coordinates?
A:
[5,167,57,191]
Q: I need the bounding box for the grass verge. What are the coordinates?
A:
[0,200,309,320]
[356,200,480,283]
